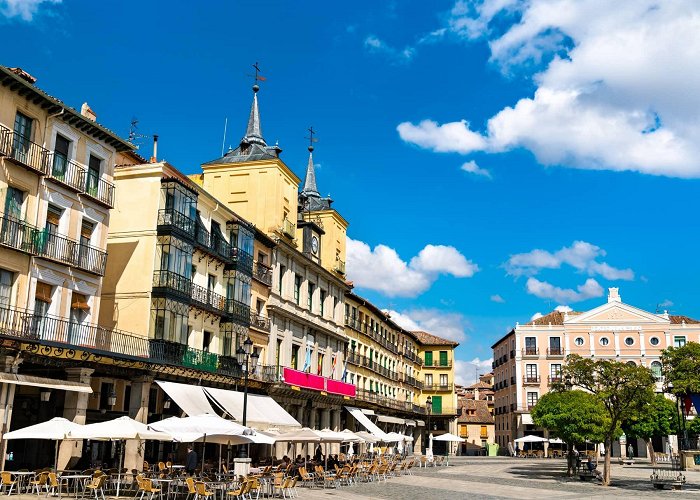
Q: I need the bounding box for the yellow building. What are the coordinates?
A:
[0,65,134,469]
[457,399,495,455]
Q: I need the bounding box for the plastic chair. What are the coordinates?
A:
[136,477,160,500]
[0,472,16,495]
[46,473,68,498]
[29,471,48,496]
[84,474,106,500]
[185,477,197,500]
[194,480,215,500]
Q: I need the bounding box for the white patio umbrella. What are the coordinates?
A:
[4,417,83,473]
[70,416,172,496]
[354,431,380,443]
[514,435,549,454]
[434,432,465,443]
[339,429,363,442]
[426,433,434,463]
[275,427,322,467]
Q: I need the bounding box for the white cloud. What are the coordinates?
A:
[364,35,415,64]
[397,1,700,178]
[387,309,469,343]
[461,160,492,178]
[490,294,505,303]
[455,358,493,386]
[1,0,60,21]
[530,312,543,321]
[658,299,674,309]
[555,305,572,313]
[347,238,478,297]
[505,241,634,281]
[526,277,604,303]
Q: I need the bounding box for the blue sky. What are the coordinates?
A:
[3,0,700,384]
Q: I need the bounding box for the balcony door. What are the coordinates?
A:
[526,364,538,382]
[525,337,537,354]
[68,293,89,345]
[1,187,26,249]
[52,135,70,180]
[431,395,442,415]
[12,112,32,160]
[549,337,561,354]
[32,282,52,340]
[86,154,101,197]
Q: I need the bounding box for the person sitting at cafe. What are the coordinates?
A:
[295,454,304,464]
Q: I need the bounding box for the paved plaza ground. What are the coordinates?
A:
[295,456,700,499]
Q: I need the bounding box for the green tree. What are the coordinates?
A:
[661,342,700,395]
[561,355,655,485]
[622,394,678,465]
[531,390,608,476]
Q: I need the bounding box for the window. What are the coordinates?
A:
[307,282,314,310]
[78,220,95,270]
[431,395,442,414]
[294,274,301,305]
[525,364,538,381]
[52,134,71,179]
[291,344,299,370]
[527,392,538,408]
[13,112,32,155]
[439,351,448,366]
[599,337,609,346]
[278,265,286,294]
[222,328,233,357]
[550,364,562,382]
[45,204,62,233]
[651,361,662,379]
[425,351,433,366]
[0,270,13,307]
[649,337,660,346]
[549,337,562,355]
[425,373,433,387]
[439,374,448,387]
[574,337,585,346]
[100,382,114,410]
[203,331,212,352]
[674,336,686,348]
[319,289,326,316]
[525,337,537,355]
[151,298,189,344]
[68,292,89,344]
[86,154,101,196]
[626,361,636,366]
[4,187,24,220]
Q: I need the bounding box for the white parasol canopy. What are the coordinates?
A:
[316,429,350,443]
[5,417,82,440]
[514,435,549,443]
[274,427,322,443]
[354,431,380,443]
[434,432,466,443]
[148,414,248,442]
[339,429,363,442]
[70,416,171,441]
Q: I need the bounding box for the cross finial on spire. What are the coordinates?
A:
[306,126,318,152]
[250,62,266,93]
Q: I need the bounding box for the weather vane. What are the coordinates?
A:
[306,126,318,151]
[249,62,266,88]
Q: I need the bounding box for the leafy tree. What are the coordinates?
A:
[661,342,700,395]
[622,394,678,465]
[561,355,655,485]
[531,390,608,476]
[686,415,700,436]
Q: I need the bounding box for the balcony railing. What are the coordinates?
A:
[249,311,271,332]
[157,208,195,240]
[281,218,296,238]
[152,270,192,300]
[83,171,115,208]
[252,261,273,286]
[546,347,564,357]
[548,375,563,384]
[334,259,345,275]
[0,214,39,255]
[423,383,454,391]
[523,375,541,385]
[46,152,86,192]
[224,299,251,326]
[190,282,227,315]
[194,223,232,263]
[230,247,253,275]
[0,125,49,175]
[402,349,422,366]
[346,352,362,366]
[424,359,453,368]
[522,347,540,357]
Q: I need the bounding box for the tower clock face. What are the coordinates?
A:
[311,235,319,254]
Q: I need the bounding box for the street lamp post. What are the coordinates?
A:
[426,395,432,453]
[236,337,260,459]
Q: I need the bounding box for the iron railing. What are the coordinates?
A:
[523,375,541,384]
[522,347,540,357]
[0,125,49,174]
[152,270,192,300]
[249,312,271,332]
[0,214,39,254]
[194,223,232,263]
[190,282,227,315]
[83,170,115,208]
[224,299,251,326]
[546,347,564,356]
[46,152,86,192]
[423,383,454,391]
[424,359,452,368]
[334,259,345,275]
[252,261,273,286]
[157,208,195,239]
[230,247,253,275]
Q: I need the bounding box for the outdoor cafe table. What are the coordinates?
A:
[149,478,176,500]
[58,474,91,498]
[5,471,35,493]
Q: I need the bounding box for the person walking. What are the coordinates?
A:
[186,445,198,475]
[627,443,634,459]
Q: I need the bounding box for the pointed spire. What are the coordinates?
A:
[301,145,320,197]
[241,85,267,147]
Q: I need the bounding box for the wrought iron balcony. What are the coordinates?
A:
[523,375,541,385]
[281,218,295,239]
[548,375,563,385]
[423,383,454,391]
[546,347,564,357]
[46,152,86,192]
[194,223,232,264]
[249,311,271,332]
[83,171,115,208]
[224,298,251,326]
[252,261,272,286]
[75,242,108,275]
[152,270,192,301]
[0,125,49,175]
[344,316,361,331]
[34,231,107,275]
[0,214,39,255]
[230,247,253,275]
[157,208,195,240]
[522,347,540,357]
[345,351,362,366]
[334,259,345,275]
[424,359,453,368]
[190,282,227,315]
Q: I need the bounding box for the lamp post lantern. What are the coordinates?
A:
[237,337,260,458]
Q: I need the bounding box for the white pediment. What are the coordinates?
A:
[566,301,668,325]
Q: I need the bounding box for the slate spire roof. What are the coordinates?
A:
[299,144,332,211]
[243,86,266,147]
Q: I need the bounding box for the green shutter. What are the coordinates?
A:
[432,395,442,414]
[439,351,448,366]
[425,351,433,366]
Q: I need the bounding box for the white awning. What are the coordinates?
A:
[376,415,405,425]
[416,420,425,427]
[156,380,216,416]
[204,387,299,427]
[360,409,375,415]
[519,414,534,426]
[345,406,387,439]
[0,373,92,393]
[405,420,416,427]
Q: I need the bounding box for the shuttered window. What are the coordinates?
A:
[70,293,89,311]
[46,205,62,232]
[35,282,52,303]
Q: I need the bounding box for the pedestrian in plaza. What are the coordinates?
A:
[186,445,198,475]
[627,443,634,459]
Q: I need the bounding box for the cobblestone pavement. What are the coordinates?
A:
[294,457,700,499]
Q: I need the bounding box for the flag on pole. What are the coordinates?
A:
[302,346,312,373]
[331,353,338,378]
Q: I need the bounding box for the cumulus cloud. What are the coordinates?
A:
[387,309,469,343]
[526,277,604,303]
[364,35,415,64]
[461,160,492,178]
[555,305,573,313]
[347,238,478,297]
[455,358,493,386]
[1,0,60,21]
[530,312,543,321]
[505,241,634,281]
[490,294,505,303]
[397,0,700,178]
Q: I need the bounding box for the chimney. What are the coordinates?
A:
[607,287,621,303]
[150,135,159,163]
[80,102,97,121]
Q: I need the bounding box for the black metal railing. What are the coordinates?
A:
[346,351,362,366]
[523,375,541,384]
[190,282,227,315]
[423,383,454,391]
[83,170,115,208]
[46,152,86,192]
[424,359,453,368]
[0,214,39,254]
[249,311,271,332]
[522,347,539,356]
[75,242,108,275]
[0,125,49,174]
[253,261,273,286]
[547,347,564,356]
[224,299,251,326]
[230,247,253,275]
[152,270,192,300]
[157,208,195,239]
[194,223,232,263]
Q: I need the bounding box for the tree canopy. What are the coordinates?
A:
[622,393,678,440]
[531,390,608,445]
[661,341,700,395]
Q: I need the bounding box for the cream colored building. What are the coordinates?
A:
[492,287,700,455]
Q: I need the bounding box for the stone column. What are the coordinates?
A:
[0,355,20,471]
[331,410,341,432]
[320,409,330,430]
[309,408,317,430]
[58,368,94,470]
[124,376,152,472]
[296,405,305,427]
